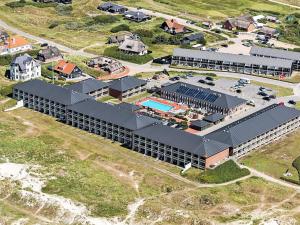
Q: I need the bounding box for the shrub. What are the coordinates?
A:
[134,29,154,38]
[91,15,120,25]
[0,55,13,66]
[55,4,73,16]
[49,21,59,29]
[110,24,130,33]
[65,22,83,30]
[292,156,300,181]
[103,46,153,64]
[5,0,26,8]
[197,160,250,184]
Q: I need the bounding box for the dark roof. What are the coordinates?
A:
[66,78,109,94]
[13,79,91,106]
[109,76,147,92]
[206,104,300,148]
[173,48,293,68]
[181,33,204,42]
[203,113,225,123]
[38,46,62,60]
[117,102,141,112]
[161,82,247,110]
[11,54,40,72]
[250,46,300,61]
[190,120,211,128]
[67,99,160,131]
[124,11,150,20]
[133,124,229,157]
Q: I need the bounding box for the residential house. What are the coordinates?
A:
[118,35,148,55]
[109,76,147,100]
[223,18,256,32]
[87,56,125,74]
[266,15,279,23]
[189,120,212,131]
[37,46,63,63]
[161,19,189,35]
[98,2,128,13]
[124,11,151,22]
[10,54,41,81]
[180,33,204,45]
[0,36,32,55]
[258,27,279,38]
[66,78,109,99]
[53,60,83,79]
[107,32,133,44]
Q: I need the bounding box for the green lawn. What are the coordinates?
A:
[183,160,250,184]
[242,130,300,183]
[251,81,294,97]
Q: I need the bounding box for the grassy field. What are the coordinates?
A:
[118,0,297,20]
[242,130,300,183]
[251,81,294,97]
[183,160,250,184]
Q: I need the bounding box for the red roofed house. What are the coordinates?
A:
[161,19,189,35]
[53,60,83,79]
[0,36,32,55]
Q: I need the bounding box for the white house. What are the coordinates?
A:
[10,54,41,81]
[0,36,32,55]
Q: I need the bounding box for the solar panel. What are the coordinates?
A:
[176,86,189,94]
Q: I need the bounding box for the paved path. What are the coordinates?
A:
[240,164,300,191]
[267,0,300,9]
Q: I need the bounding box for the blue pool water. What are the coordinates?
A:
[141,100,173,112]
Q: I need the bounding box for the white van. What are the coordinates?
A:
[239,78,251,84]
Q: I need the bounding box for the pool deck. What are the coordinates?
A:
[136,97,188,115]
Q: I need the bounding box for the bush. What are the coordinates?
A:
[55,4,73,16]
[0,83,14,97]
[292,156,300,181]
[103,46,153,64]
[49,21,59,29]
[110,24,130,33]
[152,34,183,45]
[0,55,13,66]
[90,15,120,25]
[5,0,26,8]
[197,160,250,184]
[134,29,154,38]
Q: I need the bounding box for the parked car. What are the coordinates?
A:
[258,91,268,96]
[263,96,271,101]
[198,79,206,84]
[288,100,296,105]
[206,76,214,81]
[41,43,48,47]
[207,82,215,86]
[186,73,194,78]
[269,95,276,99]
[236,89,242,93]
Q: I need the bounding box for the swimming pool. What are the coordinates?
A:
[141,100,173,112]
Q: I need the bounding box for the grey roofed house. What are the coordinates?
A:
[109,76,147,92]
[206,104,300,148]
[11,54,40,73]
[229,19,252,29]
[173,48,294,69]
[37,46,62,62]
[118,35,148,54]
[259,27,279,37]
[98,2,115,10]
[13,79,91,106]
[66,78,109,94]
[250,46,300,61]
[117,102,141,112]
[67,99,160,131]
[108,32,133,44]
[124,10,151,22]
[181,33,204,45]
[203,113,225,123]
[133,124,229,157]
[190,120,211,130]
[98,2,127,13]
[161,82,247,110]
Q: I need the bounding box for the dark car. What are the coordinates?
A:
[263,96,271,101]
[288,100,296,105]
[207,82,215,86]
[258,91,268,97]
[40,43,48,47]
[206,76,214,81]
[269,95,276,99]
[236,89,242,93]
[198,79,206,84]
